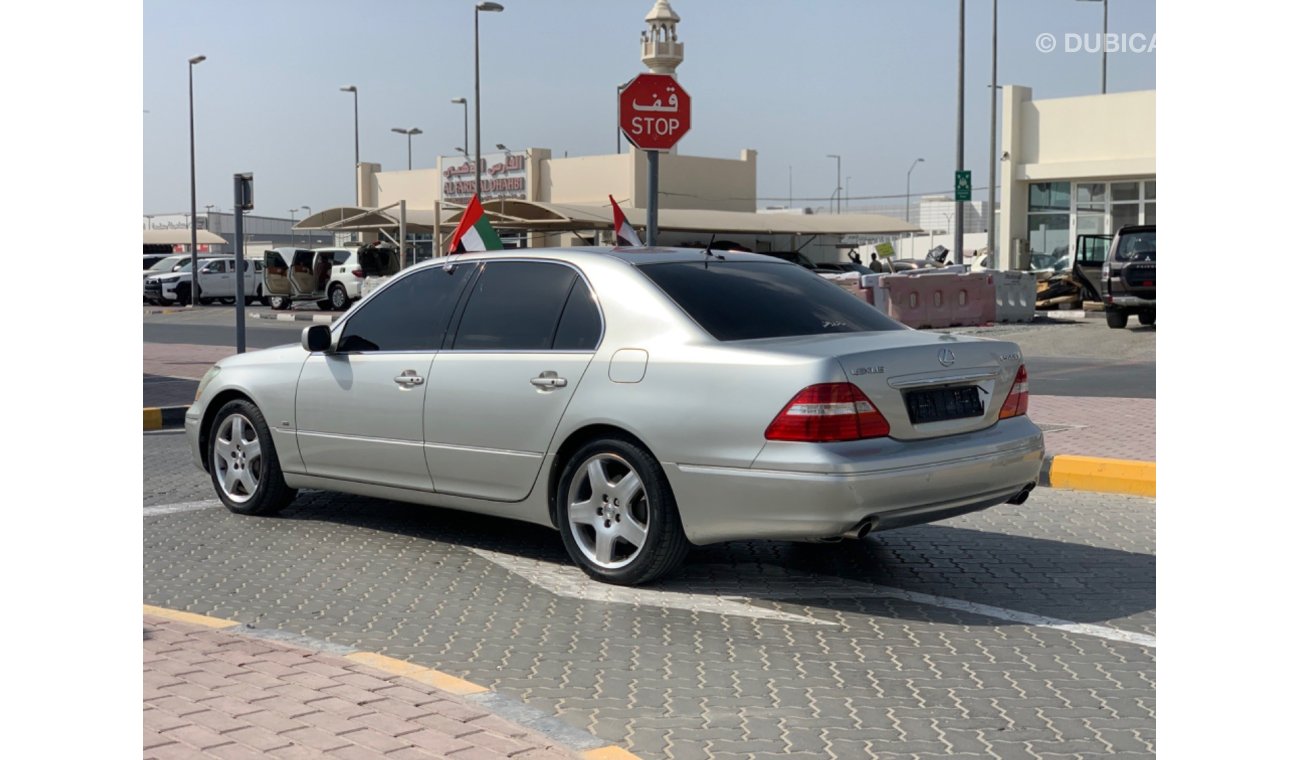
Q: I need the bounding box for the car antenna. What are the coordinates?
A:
[702,233,716,268]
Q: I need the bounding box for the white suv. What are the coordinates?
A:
[144,257,266,305]
[262,247,366,311]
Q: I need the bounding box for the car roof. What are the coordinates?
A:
[436,246,798,268]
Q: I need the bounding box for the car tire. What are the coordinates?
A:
[1138,311,1155,326]
[269,295,290,311]
[556,436,689,586]
[219,297,236,305]
[1106,310,1128,329]
[316,299,334,311]
[208,400,297,516]
[328,283,349,311]
[175,284,192,306]
[199,297,215,306]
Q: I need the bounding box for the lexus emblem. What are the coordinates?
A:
[938,348,956,367]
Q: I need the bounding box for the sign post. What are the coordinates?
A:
[233,172,254,354]
[618,73,691,246]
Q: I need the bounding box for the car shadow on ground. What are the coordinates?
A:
[271,492,1153,629]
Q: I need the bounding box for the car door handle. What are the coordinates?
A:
[530,371,568,390]
[394,370,425,387]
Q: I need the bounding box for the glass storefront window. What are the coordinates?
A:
[1144,202,1156,225]
[1144,180,1156,200]
[1076,183,1107,205]
[1030,182,1070,211]
[1026,212,1069,259]
[1113,182,1140,202]
[1112,203,1140,230]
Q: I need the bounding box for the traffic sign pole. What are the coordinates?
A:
[647,150,659,245]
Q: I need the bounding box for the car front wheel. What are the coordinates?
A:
[328,283,349,311]
[557,437,689,585]
[1106,309,1128,329]
[208,400,297,515]
[269,295,290,311]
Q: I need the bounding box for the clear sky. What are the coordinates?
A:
[143,0,1155,218]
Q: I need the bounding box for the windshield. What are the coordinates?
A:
[148,255,184,272]
[1115,229,1156,262]
[639,260,903,341]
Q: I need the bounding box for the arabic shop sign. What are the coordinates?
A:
[441,151,527,203]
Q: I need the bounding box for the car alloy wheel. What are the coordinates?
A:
[213,412,262,504]
[566,452,651,570]
[329,283,348,311]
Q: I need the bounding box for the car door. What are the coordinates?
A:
[1073,234,1112,301]
[295,263,476,491]
[424,260,602,502]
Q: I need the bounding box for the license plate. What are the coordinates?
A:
[904,386,985,424]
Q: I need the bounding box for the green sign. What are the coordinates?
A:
[875,242,895,258]
[955,170,972,202]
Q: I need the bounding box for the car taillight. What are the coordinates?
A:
[998,365,1029,419]
[352,268,365,278]
[765,383,890,442]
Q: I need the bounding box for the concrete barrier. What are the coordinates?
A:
[991,270,1036,323]
[877,272,995,328]
[947,272,997,327]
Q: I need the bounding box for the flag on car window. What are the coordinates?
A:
[447,194,504,254]
[609,195,643,247]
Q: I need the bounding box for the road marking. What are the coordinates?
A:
[143,499,222,517]
[346,651,488,696]
[144,604,239,628]
[472,549,1154,648]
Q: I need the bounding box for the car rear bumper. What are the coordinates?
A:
[664,416,1044,545]
[1109,296,1156,308]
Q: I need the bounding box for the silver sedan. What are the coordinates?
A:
[187,248,1043,585]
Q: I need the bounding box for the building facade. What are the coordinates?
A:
[143,212,333,253]
[997,87,1156,268]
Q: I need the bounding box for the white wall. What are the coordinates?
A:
[1016,89,1155,180]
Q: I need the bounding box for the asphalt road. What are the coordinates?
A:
[145,429,1156,759]
[144,308,1156,398]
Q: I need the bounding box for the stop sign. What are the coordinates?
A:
[619,73,691,152]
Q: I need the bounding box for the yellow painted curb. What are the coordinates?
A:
[582,747,643,760]
[345,651,489,696]
[1048,455,1155,498]
[144,604,240,629]
[143,408,163,431]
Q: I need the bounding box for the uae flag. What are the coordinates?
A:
[447,194,504,254]
[609,195,643,247]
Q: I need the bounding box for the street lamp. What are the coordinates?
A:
[187,54,205,307]
[906,158,925,223]
[340,86,359,202]
[474,2,505,198]
[391,127,423,170]
[826,154,841,214]
[288,208,299,246]
[1077,0,1108,94]
[451,97,469,161]
[301,206,312,247]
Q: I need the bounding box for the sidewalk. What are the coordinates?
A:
[145,608,621,760]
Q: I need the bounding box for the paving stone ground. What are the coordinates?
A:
[145,432,1155,759]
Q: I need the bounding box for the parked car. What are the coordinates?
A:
[1101,224,1156,328]
[144,257,266,306]
[760,251,818,270]
[261,247,367,311]
[143,253,171,271]
[187,248,1043,586]
[144,253,193,280]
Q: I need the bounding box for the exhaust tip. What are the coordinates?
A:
[1006,483,1036,505]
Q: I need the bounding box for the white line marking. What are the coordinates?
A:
[143,499,222,517]
[471,549,1155,647]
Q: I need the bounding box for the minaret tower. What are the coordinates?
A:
[641,0,683,76]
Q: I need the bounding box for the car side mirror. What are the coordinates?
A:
[302,324,332,353]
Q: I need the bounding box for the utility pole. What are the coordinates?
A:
[954,0,966,266]
[988,0,998,267]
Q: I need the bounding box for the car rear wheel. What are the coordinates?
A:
[208,400,297,515]
[219,297,236,305]
[269,295,290,311]
[557,437,689,585]
[1106,310,1128,329]
[328,282,349,311]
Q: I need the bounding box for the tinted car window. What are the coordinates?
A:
[453,262,578,351]
[640,260,903,341]
[552,278,602,351]
[336,265,474,352]
[1115,229,1156,262]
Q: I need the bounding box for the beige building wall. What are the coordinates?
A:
[999,87,1156,267]
[541,154,636,205]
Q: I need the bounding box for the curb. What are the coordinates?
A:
[144,406,188,431]
[143,605,640,759]
[250,311,337,323]
[1040,455,1155,498]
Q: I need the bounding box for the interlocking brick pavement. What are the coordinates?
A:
[1031,395,1155,462]
[144,614,579,760]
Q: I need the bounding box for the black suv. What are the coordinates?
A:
[1101,224,1156,329]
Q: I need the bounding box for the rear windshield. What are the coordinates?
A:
[639,260,903,341]
[1115,229,1156,262]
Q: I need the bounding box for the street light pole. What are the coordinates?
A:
[451,98,468,161]
[288,209,298,246]
[340,86,359,202]
[391,127,423,170]
[906,158,925,224]
[988,0,999,266]
[826,154,841,214]
[1077,0,1108,94]
[954,0,966,266]
[845,177,851,213]
[474,2,505,199]
[188,54,206,307]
